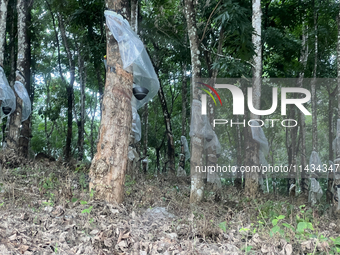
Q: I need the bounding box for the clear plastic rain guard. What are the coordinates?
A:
[250,120,269,156]
[14,81,31,122]
[181,136,190,161]
[189,100,204,137]
[205,132,222,155]
[104,10,160,110]
[131,107,141,142]
[0,67,16,120]
[308,151,323,205]
[309,151,322,172]
[309,178,323,205]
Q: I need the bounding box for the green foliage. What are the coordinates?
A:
[81,206,93,214]
[218,221,227,233]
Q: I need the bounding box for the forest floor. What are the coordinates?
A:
[0,153,340,254]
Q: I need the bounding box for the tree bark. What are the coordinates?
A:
[57,13,75,160]
[90,90,98,160]
[245,0,262,197]
[298,25,309,196]
[181,63,187,137]
[143,103,148,173]
[311,11,318,152]
[184,0,204,203]
[19,1,32,157]
[333,4,340,217]
[89,0,132,204]
[8,2,16,86]
[157,79,175,173]
[6,0,28,151]
[177,62,188,175]
[0,0,8,66]
[77,46,86,161]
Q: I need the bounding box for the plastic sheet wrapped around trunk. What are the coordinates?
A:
[204,132,221,155]
[131,107,141,142]
[0,67,16,120]
[309,151,322,174]
[181,136,190,161]
[250,120,269,156]
[189,100,204,137]
[104,11,160,110]
[309,177,323,206]
[14,80,31,122]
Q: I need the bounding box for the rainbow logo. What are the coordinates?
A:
[197,82,222,106]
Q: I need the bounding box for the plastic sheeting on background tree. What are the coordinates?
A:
[250,120,269,156]
[309,151,322,173]
[189,100,204,137]
[308,151,323,206]
[14,80,31,122]
[181,136,190,161]
[0,66,16,120]
[250,120,269,192]
[104,10,160,110]
[204,132,222,155]
[131,107,141,142]
[309,178,323,206]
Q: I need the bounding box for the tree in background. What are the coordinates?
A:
[0,0,8,67]
[244,0,262,197]
[6,0,28,152]
[184,0,205,203]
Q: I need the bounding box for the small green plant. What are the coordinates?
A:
[79,173,88,190]
[239,227,252,254]
[80,200,88,205]
[270,215,286,237]
[81,206,93,214]
[218,221,227,233]
[90,188,95,199]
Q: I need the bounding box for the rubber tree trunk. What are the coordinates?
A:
[58,13,75,160]
[0,0,8,66]
[184,0,204,203]
[311,11,318,153]
[177,63,187,175]
[143,103,148,173]
[244,0,262,197]
[89,0,132,204]
[19,2,32,157]
[157,78,175,173]
[8,1,16,86]
[77,47,85,161]
[333,5,340,217]
[90,90,98,160]
[6,0,28,151]
[286,98,298,195]
[298,25,309,196]
[0,0,8,113]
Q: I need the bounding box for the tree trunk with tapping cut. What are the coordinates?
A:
[89,0,132,204]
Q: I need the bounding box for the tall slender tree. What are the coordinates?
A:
[19,0,33,157]
[6,0,28,152]
[298,25,309,196]
[184,0,204,203]
[244,0,262,196]
[0,0,8,67]
[57,13,75,160]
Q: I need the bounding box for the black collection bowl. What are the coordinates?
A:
[2,106,11,115]
[133,87,149,100]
